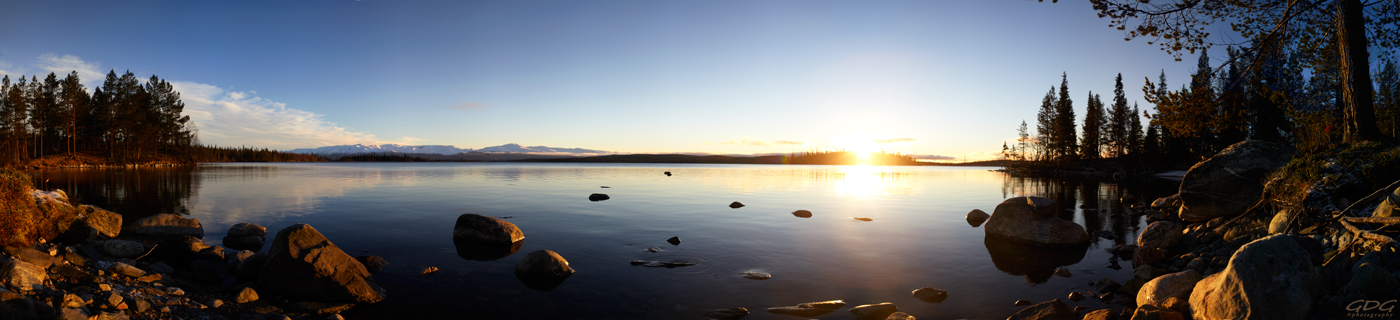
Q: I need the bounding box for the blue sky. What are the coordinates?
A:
[1,0,1218,160]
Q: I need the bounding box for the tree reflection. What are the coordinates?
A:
[27,167,197,224]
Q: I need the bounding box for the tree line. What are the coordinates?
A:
[1006,44,1400,170]
[0,70,195,163]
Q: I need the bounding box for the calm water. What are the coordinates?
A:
[27,163,1176,320]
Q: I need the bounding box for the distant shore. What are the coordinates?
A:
[511,153,1008,166]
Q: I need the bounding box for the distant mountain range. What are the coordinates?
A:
[285,143,612,156]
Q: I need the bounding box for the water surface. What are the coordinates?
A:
[28,163,1175,319]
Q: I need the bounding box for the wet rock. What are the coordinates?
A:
[792,210,813,218]
[589,193,610,201]
[729,201,744,208]
[966,209,990,227]
[0,258,47,292]
[1345,262,1398,298]
[453,213,524,245]
[912,287,948,303]
[741,271,771,280]
[664,171,671,176]
[223,223,268,250]
[1178,141,1295,222]
[667,236,681,245]
[236,287,260,303]
[629,260,696,268]
[1137,270,1202,309]
[849,302,898,320]
[984,197,1090,246]
[1007,299,1074,320]
[767,300,845,317]
[1137,221,1184,249]
[1054,267,1071,277]
[514,250,573,292]
[1190,235,1316,320]
[99,240,146,258]
[1093,278,1122,293]
[258,223,386,304]
[355,256,388,274]
[1067,292,1084,301]
[642,247,660,253]
[701,307,749,320]
[124,213,204,238]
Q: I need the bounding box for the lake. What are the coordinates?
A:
[26,163,1177,319]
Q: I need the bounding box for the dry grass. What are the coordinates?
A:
[0,167,79,247]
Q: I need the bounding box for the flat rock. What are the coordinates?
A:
[912,287,948,303]
[108,262,147,278]
[2,246,59,269]
[849,302,898,320]
[701,307,749,320]
[767,300,845,317]
[0,258,47,292]
[792,210,813,218]
[100,240,146,258]
[629,260,695,268]
[123,213,204,238]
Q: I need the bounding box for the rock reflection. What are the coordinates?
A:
[454,239,524,261]
[983,235,1088,284]
[514,272,569,292]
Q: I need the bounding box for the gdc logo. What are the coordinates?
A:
[1347,300,1398,319]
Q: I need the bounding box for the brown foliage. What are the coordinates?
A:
[0,167,79,246]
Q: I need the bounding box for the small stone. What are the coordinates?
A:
[211,299,224,308]
[667,236,681,245]
[422,266,439,275]
[159,306,170,313]
[1068,292,1085,301]
[104,292,123,307]
[642,247,660,253]
[849,302,898,320]
[1014,299,1031,306]
[236,287,259,303]
[1055,267,1072,277]
[792,210,813,218]
[165,287,185,296]
[589,193,610,201]
[853,217,874,221]
[729,201,744,208]
[701,307,749,320]
[911,287,947,303]
[98,283,112,292]
[741,271,772,280]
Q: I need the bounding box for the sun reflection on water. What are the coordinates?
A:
[832,165,913,197]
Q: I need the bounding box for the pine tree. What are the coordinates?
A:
[59,71,87,155]
[1215,46,1248,146]
[1129,103,1143,156]
[1081,92,1106,159]
[1107,73,1131,157]
[1055,73,1077,159]
[1036,87,1058,161]
[1017,120,1030,162]
[1375,58,1399,137]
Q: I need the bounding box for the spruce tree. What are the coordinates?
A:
[1108,73,1131,157]
[1374,59,1399,137]
[1081,92,1106,159]
[1129,103,1143,156]
[1055,73,1077,159]
[1036,87,1058,161]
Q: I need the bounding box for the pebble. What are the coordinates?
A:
[853,217,874,221]
[422,266,439,275]
[165,287,185,296]
[1014,299,1031,306]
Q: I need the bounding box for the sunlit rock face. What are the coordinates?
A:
[258,223,386,303]
[984,196,1089,246]
[1178,140,1295,222]
[1189,235,1316,320]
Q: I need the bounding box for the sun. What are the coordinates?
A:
[831,135,881,165]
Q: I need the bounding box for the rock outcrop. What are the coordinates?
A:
[257,224,386,304]
[1178,140,1296,222]
[984,197,1089,246]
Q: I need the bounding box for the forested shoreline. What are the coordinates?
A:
[1004,45,1400,175]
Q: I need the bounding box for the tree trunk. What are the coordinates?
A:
[1338,0,1386,142]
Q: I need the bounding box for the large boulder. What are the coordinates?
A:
[258,224,385,304]
[1137,270,1202,309]
[1178,141,1295,222]
[124,214,204,238]
[513,250,573,292]
[1189,235,1317,320]
[61,205,122,243]
[222,223,267,251]
[1136,221,1184,249]
[984,197,1089,246]
[453,214,524,245]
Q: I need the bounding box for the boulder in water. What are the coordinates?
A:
[513,250,574,291]
[257,224,386,303]
[966,209,990,227]
[984,197,1089,246]
[452,214,524,245]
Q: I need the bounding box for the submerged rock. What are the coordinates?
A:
[1007,299,1073,320]
[701,307,748,320]
[729,201,744,208]
[911,287,948,303]
[258,223,386,304]
[740,270,772,280]
[767,300,845,317]
[514,250,574,292]
[853,217,873,221]
[966,209,990,227]
[355,255,388,274]
[1178,140,1296,222]
[123,213,204,239]
[984,197,1089,246]
[629,260,696,268]
[453,213,524,245]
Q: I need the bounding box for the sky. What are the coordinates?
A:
[0,0,1227,160]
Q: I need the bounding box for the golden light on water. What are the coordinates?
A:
[833,165,912,197]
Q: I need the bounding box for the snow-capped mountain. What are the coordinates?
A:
[285,144,473,155]
[285,143,612,155]
[476,143,611,154]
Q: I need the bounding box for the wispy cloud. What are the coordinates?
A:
[911,154,956,160]
[445,101,491,110]
[705,137,808,147]
[34,54,105,88]
[874,137,917,144]
[173,80,411,150]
